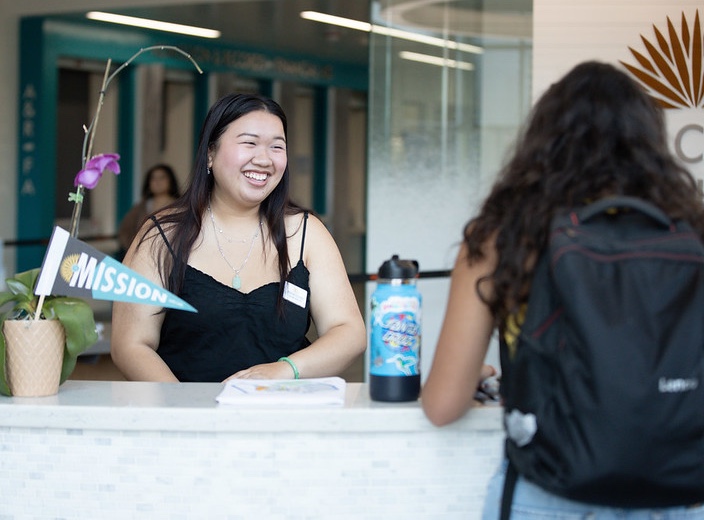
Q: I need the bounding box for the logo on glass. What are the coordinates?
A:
[621,10,703,109]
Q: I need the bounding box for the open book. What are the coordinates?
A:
[215,377,347,406]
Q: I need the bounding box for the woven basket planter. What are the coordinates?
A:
[3,319,65,397]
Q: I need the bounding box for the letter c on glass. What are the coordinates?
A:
[674,124,704,163]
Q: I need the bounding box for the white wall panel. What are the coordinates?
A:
[534,1,704,185]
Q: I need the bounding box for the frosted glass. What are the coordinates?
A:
[365,0,532,378]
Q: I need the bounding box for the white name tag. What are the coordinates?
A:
[283,281,308,308]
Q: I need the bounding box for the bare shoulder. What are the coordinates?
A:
[284,212,337,265]
[124,211,175,269]
[284,212,331,241]
[303,211,329,235]
[141,207,190,245]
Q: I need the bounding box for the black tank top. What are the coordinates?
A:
[153,213,311,382]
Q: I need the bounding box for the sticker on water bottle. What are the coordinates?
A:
[370,295,421,377]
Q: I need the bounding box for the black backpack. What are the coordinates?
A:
[499,196,704,515]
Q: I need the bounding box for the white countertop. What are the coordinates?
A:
[0,380,502,433]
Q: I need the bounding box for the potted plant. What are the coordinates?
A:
[0,268,98,396]
[0,46,201,397]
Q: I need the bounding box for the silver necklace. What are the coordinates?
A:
[208,205,248,243]
[209,206,261,290]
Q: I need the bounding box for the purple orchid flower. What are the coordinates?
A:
[74,153,121,189]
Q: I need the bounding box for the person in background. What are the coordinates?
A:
[111,93,366,382]
[421,61,704,518]
[117,163,180,258]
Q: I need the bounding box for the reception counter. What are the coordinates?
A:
[0,380,504,519]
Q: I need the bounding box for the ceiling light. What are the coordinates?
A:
[399,51,474,71]
[86,11,221,39]
[300,11,372,32]
[300,11,482,54]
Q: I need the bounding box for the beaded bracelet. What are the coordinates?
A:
[278,356,300,379]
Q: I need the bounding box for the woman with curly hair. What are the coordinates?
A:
[422,61,704,518]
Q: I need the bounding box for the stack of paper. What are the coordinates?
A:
[215,377,346,406]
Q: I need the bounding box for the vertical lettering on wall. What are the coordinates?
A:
[20,84,37,197]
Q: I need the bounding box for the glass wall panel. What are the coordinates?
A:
[366,0,532,377]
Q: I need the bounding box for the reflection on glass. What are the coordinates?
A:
[367,0,532,271]
[366,0,532,379]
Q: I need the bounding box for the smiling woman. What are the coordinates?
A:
[207,109,288,213]
[111,92,367,384]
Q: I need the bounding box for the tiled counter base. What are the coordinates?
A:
[0,381,503,519]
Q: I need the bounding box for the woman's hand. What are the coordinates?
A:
[480,364,497,380]
[223,359,296,382]
[474,364,500,403]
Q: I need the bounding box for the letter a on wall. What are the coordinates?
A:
[35,226,197,312]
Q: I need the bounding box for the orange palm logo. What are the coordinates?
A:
[621,11,704,109]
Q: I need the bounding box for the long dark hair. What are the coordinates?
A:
[141,93,306,299]
[465,61,704,328]
[141,163,180,199]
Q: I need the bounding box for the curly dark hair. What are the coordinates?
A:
[139,93,307,305]
[465,61,704,329]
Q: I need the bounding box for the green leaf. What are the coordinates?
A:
[0,289,21,308]
[3,281,32,303]
[8,269,40,298]
[13,268,40,287]
[44,297,98,384]
[60,353,78,385]
[47,298,98,355]
[0,325,10,396]
[0,268,40,315]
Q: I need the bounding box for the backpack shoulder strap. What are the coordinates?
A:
[500,459,518,520]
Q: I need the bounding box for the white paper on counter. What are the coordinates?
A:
[215,377,346,406]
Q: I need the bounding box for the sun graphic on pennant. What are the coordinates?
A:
[60,254,81,283]
[621,10,704,109]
